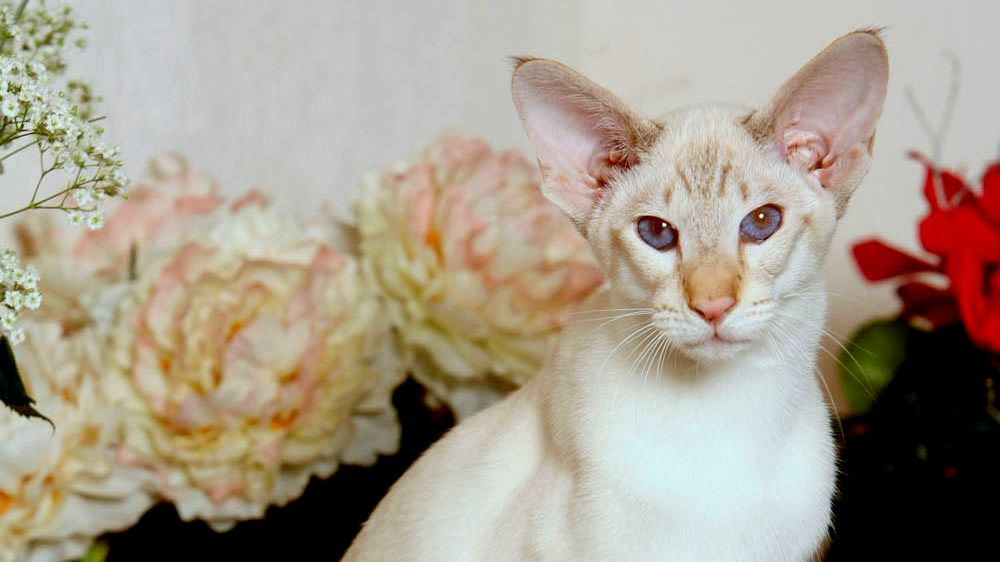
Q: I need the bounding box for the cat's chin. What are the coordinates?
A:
[679,335,752,364]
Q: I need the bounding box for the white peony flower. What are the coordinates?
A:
[355,135,603,417]
[104,199,404,531]
[0,320,155,562]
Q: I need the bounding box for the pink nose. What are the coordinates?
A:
[690,296,736,323]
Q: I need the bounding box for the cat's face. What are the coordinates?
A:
[588,108,838,363]
[513,31,888,365]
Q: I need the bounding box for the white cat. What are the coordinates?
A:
[344,30,888,561]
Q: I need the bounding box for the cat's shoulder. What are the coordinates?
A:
[376,383,546,507]
[345,385,547,560]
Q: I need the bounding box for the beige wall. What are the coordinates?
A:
[6,0,997,408]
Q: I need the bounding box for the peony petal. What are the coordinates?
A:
[355,135,602,417]
[229,189,268,212]
[91,184,403,532]
[0,320,155,559]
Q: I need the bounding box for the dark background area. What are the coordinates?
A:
[105,326,1000,560]
[827,324,1000,561]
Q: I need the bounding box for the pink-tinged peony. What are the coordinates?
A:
[74,152,222,276]
[355,135,602,417]
[0,321,155,562]
[105,201,402,530]
[12,213,91,331]
[14,154,222,328]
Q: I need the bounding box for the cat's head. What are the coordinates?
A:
[512,30,888,365]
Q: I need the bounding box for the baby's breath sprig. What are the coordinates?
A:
[0,248,39,344]
[66,79,98,119]
[0,0,126,344]
[1,0,87,75]
[0,56,128,229]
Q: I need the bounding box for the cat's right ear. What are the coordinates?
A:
[511,58,661,230]
[745,30,889,213]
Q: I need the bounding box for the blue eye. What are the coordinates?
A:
[637,216,678,251]
[740,204,783,242]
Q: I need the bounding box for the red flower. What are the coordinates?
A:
[852,153,1000,353]
[979,162,1000,222]
[895,281,960,328]
[852,240,937,281]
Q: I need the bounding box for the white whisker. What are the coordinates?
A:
[557,310,650,330]
[594,321,656,384]
[773,310,878,400]
[629,329,663,428]
[764,320,846,445]
[815,365,846,445]
[559,312,647,328]
[568,307,654,316]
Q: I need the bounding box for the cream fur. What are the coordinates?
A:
[344,30,888,562]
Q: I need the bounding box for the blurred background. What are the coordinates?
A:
[55,0,1000,409]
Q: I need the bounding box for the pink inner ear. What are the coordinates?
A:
[525,103,603,183]
[771,33,888,188]
[518,88,607,193]
[779,79,879,167]
[521,103,604,216]
[512,60,654,225]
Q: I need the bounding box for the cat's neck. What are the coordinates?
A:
[538,281,830,459]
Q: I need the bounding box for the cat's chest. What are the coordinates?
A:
[586,406,830,500]
[559,421,833,561]
[556,366,835,559]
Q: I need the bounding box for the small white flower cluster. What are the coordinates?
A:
[1,0,87,75]
[0,249,41,344]
[0,55,127,229]
[0,1,127,231]
[0,2,126,344]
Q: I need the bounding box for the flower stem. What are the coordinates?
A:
[0,0,30,51]
[0,138,39,163]
[904,51,962,210]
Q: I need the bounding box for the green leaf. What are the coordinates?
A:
[839,319,909,414]
[0,334,53,429]
[76,541,109,562]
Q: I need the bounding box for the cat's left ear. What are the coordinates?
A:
[747,29,889,211]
